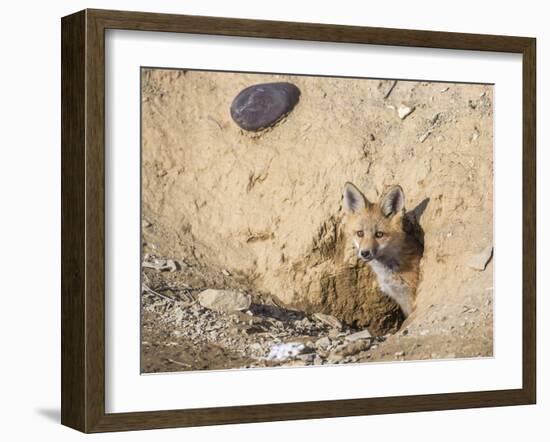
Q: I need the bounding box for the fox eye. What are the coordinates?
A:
[356,230,364,238]
[375,231,384,238]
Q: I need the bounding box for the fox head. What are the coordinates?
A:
[342,182,407,264]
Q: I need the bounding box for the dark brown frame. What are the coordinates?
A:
[61,8,536,433]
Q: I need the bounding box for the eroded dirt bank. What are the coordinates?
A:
[141,70,493,371]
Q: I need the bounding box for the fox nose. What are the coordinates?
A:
[360,249,372,259]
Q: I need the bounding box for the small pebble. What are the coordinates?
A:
[398,104,415,119]
[467,245,493,271]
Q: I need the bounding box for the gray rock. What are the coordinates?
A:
[142,258,179,272]
[345,329,372,342]
[398,104,415,119]
[198,289,251,313]
[313,313,342,330]
[328,329,346,339]
[326,354,345,364]
[467,245,493,271]
[287,360,308,367]
[230,82,301,131]
[334,340,371,357]
[315,336,331,349]
[250,343,262,352]
[297,353,315,363]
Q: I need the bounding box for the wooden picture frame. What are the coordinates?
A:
[61,8,536,433]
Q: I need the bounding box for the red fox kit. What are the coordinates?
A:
[343,182,423,317]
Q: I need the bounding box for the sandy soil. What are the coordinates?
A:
[140,69,493,372]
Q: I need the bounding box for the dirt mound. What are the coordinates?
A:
[141,69,493,338]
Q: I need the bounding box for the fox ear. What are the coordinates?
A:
[380,185,405,217]
[343,182,368,213]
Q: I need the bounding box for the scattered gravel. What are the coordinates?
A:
[141,269,385,371]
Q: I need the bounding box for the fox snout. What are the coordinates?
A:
[354,235,379,261]
[359,248,375,261]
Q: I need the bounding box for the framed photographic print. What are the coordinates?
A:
[61,9,536,433]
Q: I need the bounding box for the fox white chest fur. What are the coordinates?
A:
[342,182,423,318]
[368,260,413,317]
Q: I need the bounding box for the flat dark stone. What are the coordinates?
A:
[230,82,301,132]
